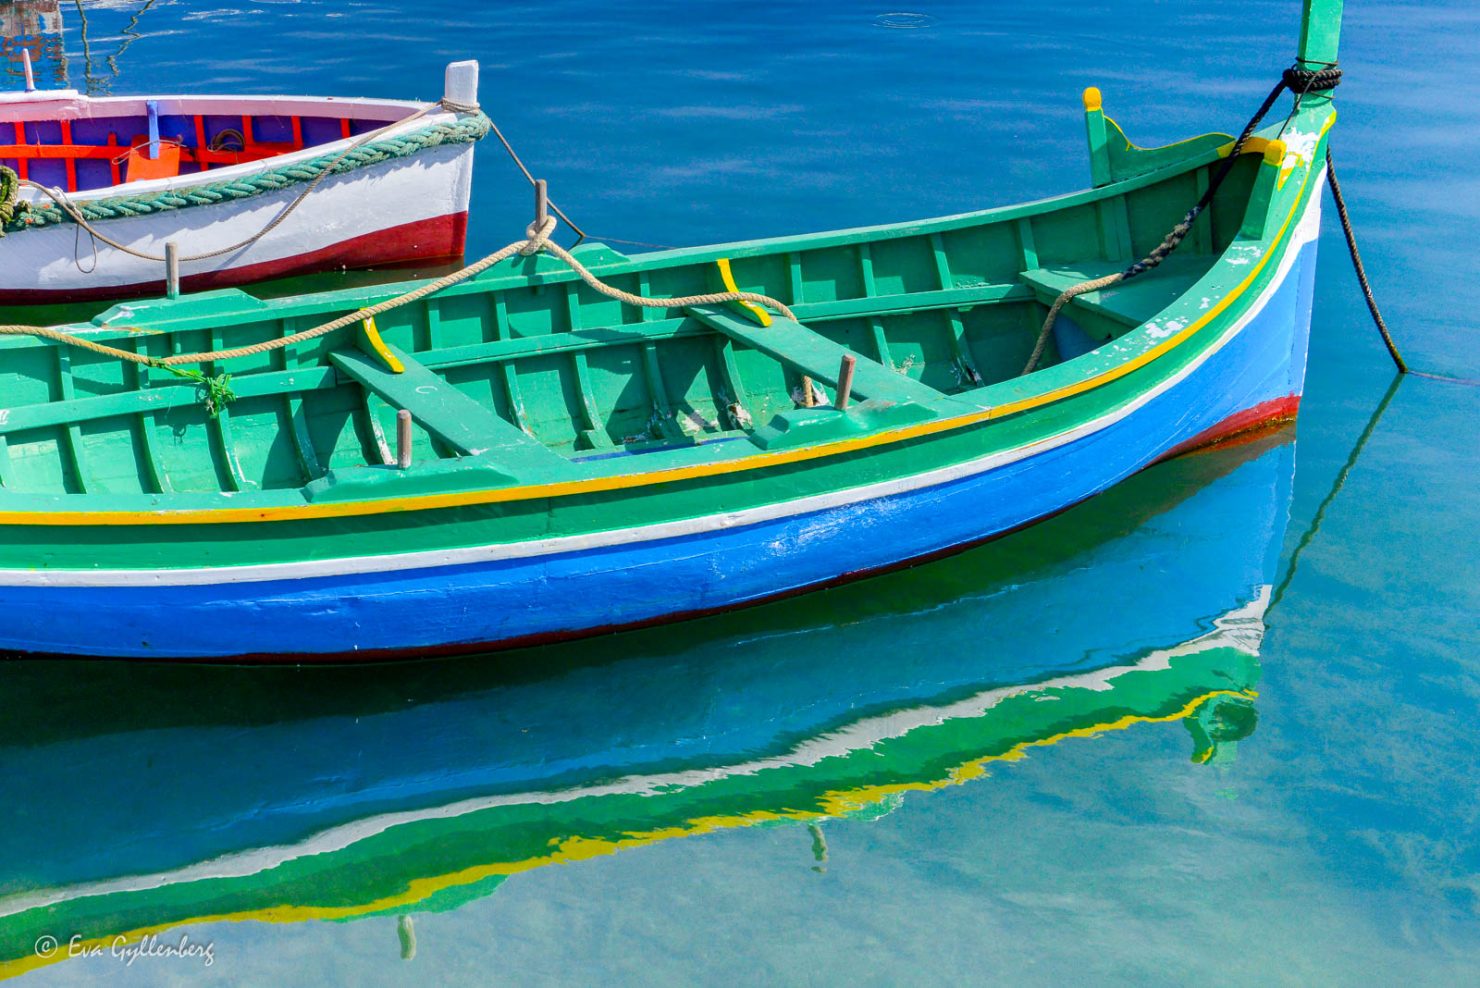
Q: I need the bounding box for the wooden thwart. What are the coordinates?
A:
[1020,255,1209,328]
[685,304,945,406]
[329,344,577,477]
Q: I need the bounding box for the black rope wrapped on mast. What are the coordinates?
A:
[1282,64,1343,94]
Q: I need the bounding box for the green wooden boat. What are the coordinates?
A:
[0,2,1344,661]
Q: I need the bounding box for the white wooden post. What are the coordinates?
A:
[443,60,480,109]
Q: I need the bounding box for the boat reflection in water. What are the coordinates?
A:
[0,428,1295,978]
[2,0,166,96]
[1,2,64,92]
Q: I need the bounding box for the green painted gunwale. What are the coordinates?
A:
[0,99,1335,572]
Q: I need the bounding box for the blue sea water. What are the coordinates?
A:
[1,1,1477,984]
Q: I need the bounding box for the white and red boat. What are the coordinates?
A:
[0,60,486,304]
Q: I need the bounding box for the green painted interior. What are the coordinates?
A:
[0,133,1268,502]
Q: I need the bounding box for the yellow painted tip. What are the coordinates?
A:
[1262,139,1287,167]
[1082,87,1102,112]
[361,317,405,374]
[716,257,771,327]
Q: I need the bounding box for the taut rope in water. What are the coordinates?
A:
[1323,148,1407,374]
[1324,153,1475,386]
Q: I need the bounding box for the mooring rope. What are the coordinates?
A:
[484,117,685,251]
[484,117,587,244]
[0,213,794,414]
[1323,147,1408,374]
[534,229,797,323]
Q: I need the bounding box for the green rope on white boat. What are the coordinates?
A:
[1,112,490,236]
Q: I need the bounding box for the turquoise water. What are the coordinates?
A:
[2,1,1478,984]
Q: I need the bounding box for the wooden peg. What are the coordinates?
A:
[164,242,180,299]
[146,99,161,160]
[443,59,480,110]
[835,354,856,410]
[1083,86,1113,188]
[396,409,413,469]
[22,50,35,93]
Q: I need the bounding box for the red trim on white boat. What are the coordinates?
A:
[0,212,468,304]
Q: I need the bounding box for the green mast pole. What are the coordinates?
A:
[1298,0,1344,66]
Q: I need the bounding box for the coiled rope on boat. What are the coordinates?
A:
[1022,62,1418,379]
[0,100,490,262]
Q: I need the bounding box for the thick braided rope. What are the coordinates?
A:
[10,108,487,230]
[3,107,490,252]
[155,237,535,365]
[1019,272,1123,376]
[0,322,158,365]
[0,216,796,373]
[538,242,797,323]
[1325,147,1407,375]
[0,242,530,369]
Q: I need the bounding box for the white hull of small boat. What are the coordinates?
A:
[0,62,484,303]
